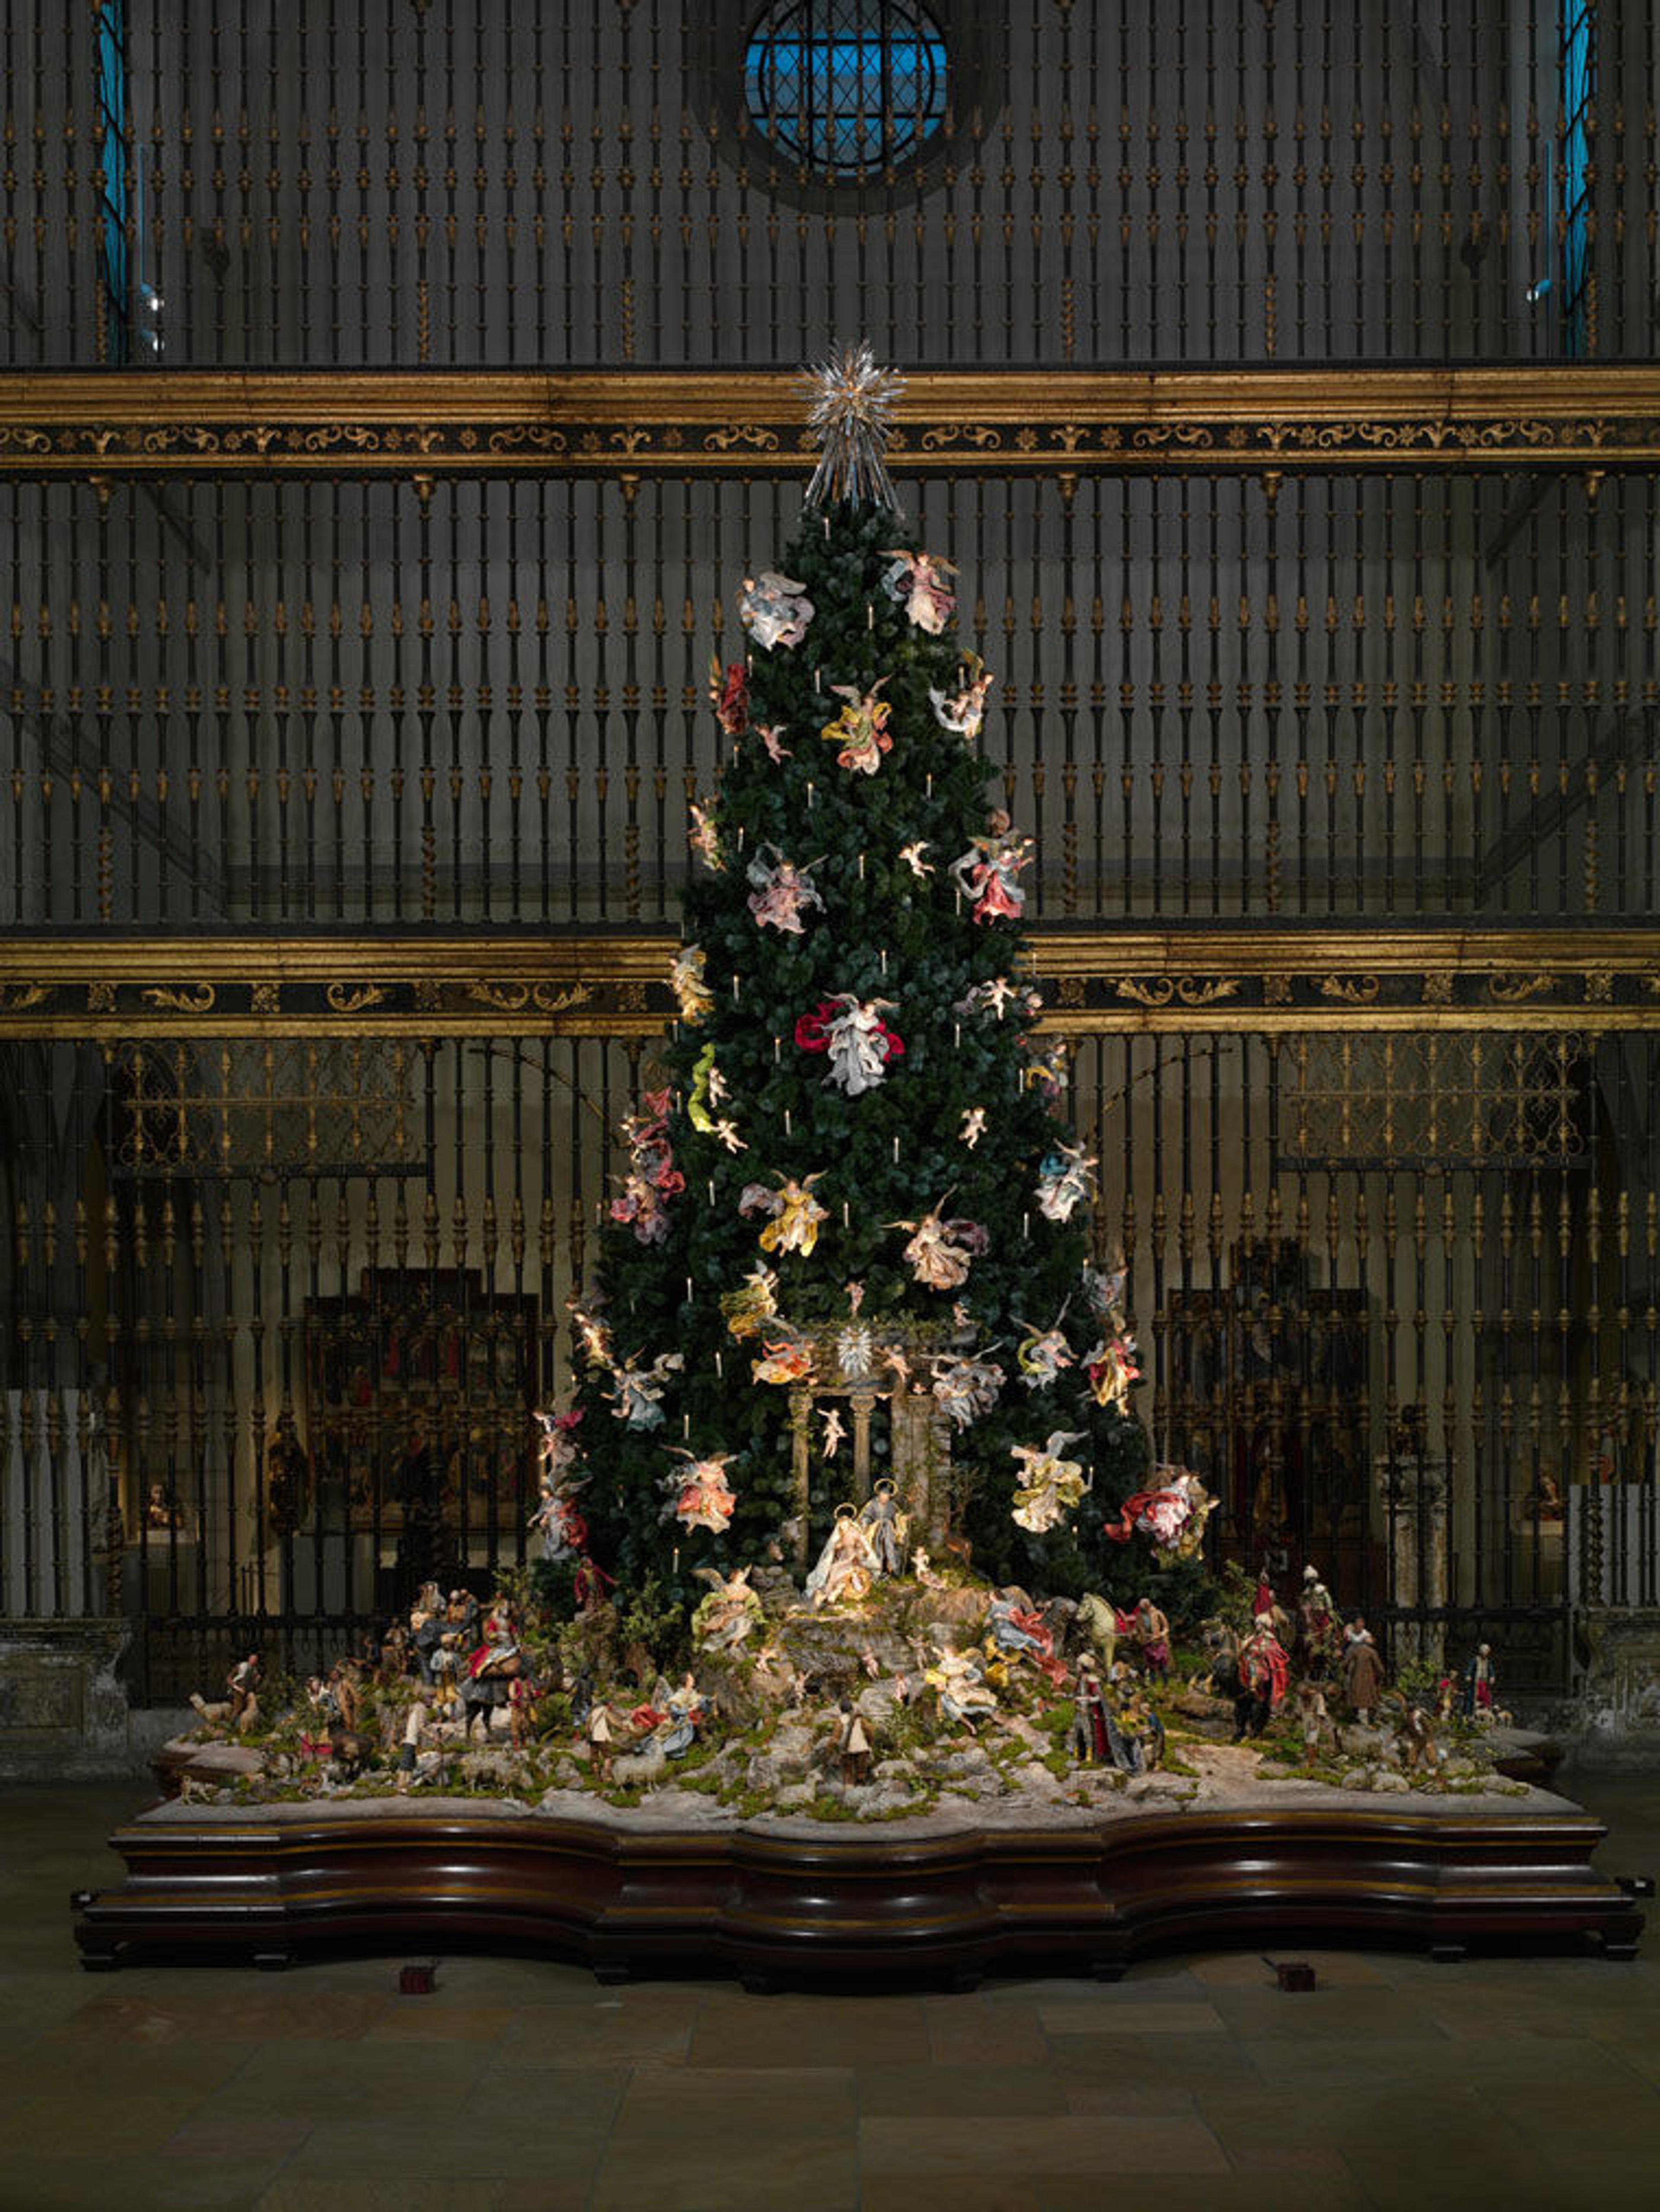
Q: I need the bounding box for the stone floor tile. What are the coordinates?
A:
[854,2059,1073,2117]
[191,2037,481,2126]
[690,1990,930,2070]
[480,1992,699,2068]
[1041,2176,1372,2212]
[364,2000,515,2044]
[1195,2080,1518,2152]
[0,2149,284,2211]
[257,2180,493,2212]
[610,2061,856,2144]
[459,2062,631,2132]
[859,2110,1229,2174]
[924,1992,1050,2067]
[1038,1998,1226,2034]
[591,2135,858,2211]
[859,2179,1033,2212]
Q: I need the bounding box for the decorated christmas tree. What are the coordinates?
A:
[537,347,1213,1624]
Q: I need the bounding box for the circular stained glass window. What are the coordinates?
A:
[743,0,949,182]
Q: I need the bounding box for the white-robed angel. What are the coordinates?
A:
[923,1641,999,1727]
[930,1351,1006,1430]
[738,570,814,650]
[604,1349,684,1430]
[795,993,904,1096]
[889,1198,986,1291]
[929,651,995,738]
[1009,1431,1091,1533]
[1014,1316,1075,1391]
[1035,1140,1097,1224]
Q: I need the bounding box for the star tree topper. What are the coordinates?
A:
[799,341,907,514]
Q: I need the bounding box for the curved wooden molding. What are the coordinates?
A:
[74,1801,1642,1980]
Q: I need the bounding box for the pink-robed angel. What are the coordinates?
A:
[951,809,1032,923]
[664,1448,738,1533]
[882,548,957,634]
[745,844,825,935]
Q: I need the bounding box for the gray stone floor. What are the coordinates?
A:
[3,1771,1659,2210]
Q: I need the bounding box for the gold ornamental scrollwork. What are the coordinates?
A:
[1116,975,1239,1009]
[325,982,390,1015]
[0,982,54,1010]
[1583,972,1615,1004]
[1487,971,1558,1003]
[919,424,1005,451]
[463,981,594,1016]
[1318,974,1382,1005]
[139,982,216,1013]
[703,425,780,453]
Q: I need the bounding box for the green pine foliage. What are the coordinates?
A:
[560,494,1183,1613]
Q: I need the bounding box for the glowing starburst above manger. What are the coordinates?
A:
[799,341,906,514]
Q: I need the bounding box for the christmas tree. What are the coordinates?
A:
[537,347,1212,1624]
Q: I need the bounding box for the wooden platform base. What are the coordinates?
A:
[73,1798,1644,1982]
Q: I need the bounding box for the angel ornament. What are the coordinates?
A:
[959,1107,988,1150]
[882,548,957,634]
[891,1201,987,1292]
[668,944,715,1023]
[819,1405,847,1459]
[929,652,995,739]
[688,799,724,872]
[1009,1431,1091,1534]
[795,994,905,1097]
[751,1334,816,1386]
[746,844,825,936]
[663,1447,738,1533]
[820,677,892,775]
[951,810,1033,923]
[606,1350,685,1431]
[1015,1320,1075,1391]
[739,1173,830,1258]
[1085,1329,1142,1412]
[708,655,748,736]
[930,1351,1006,1430]
[1035,1141,1097,1225]
[738,570,814,651]
[720,1264,780,1341]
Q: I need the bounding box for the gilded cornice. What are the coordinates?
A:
[3,928,1657,1037]
[1,367,1657,475]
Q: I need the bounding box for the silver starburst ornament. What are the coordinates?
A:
[799,341,906,514]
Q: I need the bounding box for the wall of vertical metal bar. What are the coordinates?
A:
[2,2,1657,1704]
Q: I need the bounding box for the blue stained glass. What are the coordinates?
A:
[744,2,949,181]
[1559,1,1595,357]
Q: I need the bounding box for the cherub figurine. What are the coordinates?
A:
[820,677,893,775]
[738,570,814,650]
[1035,1141,1097,1224]
[757,721,792,762]
[929,652,995,738]
[739,1173,831,1257]
[898,839,935,878]
[819,1405,847,1459]
[881,547,957,633]
[668,943,715,1023]
[746,844,825,935]
[804,1504,880,1608]
[891,1201,986,1291]
[950,809,1033,923]
[1008,1431,1090,1533]
[795,994,905,1096]
[663,1446,738,1532]
[959,1106,988,1150]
